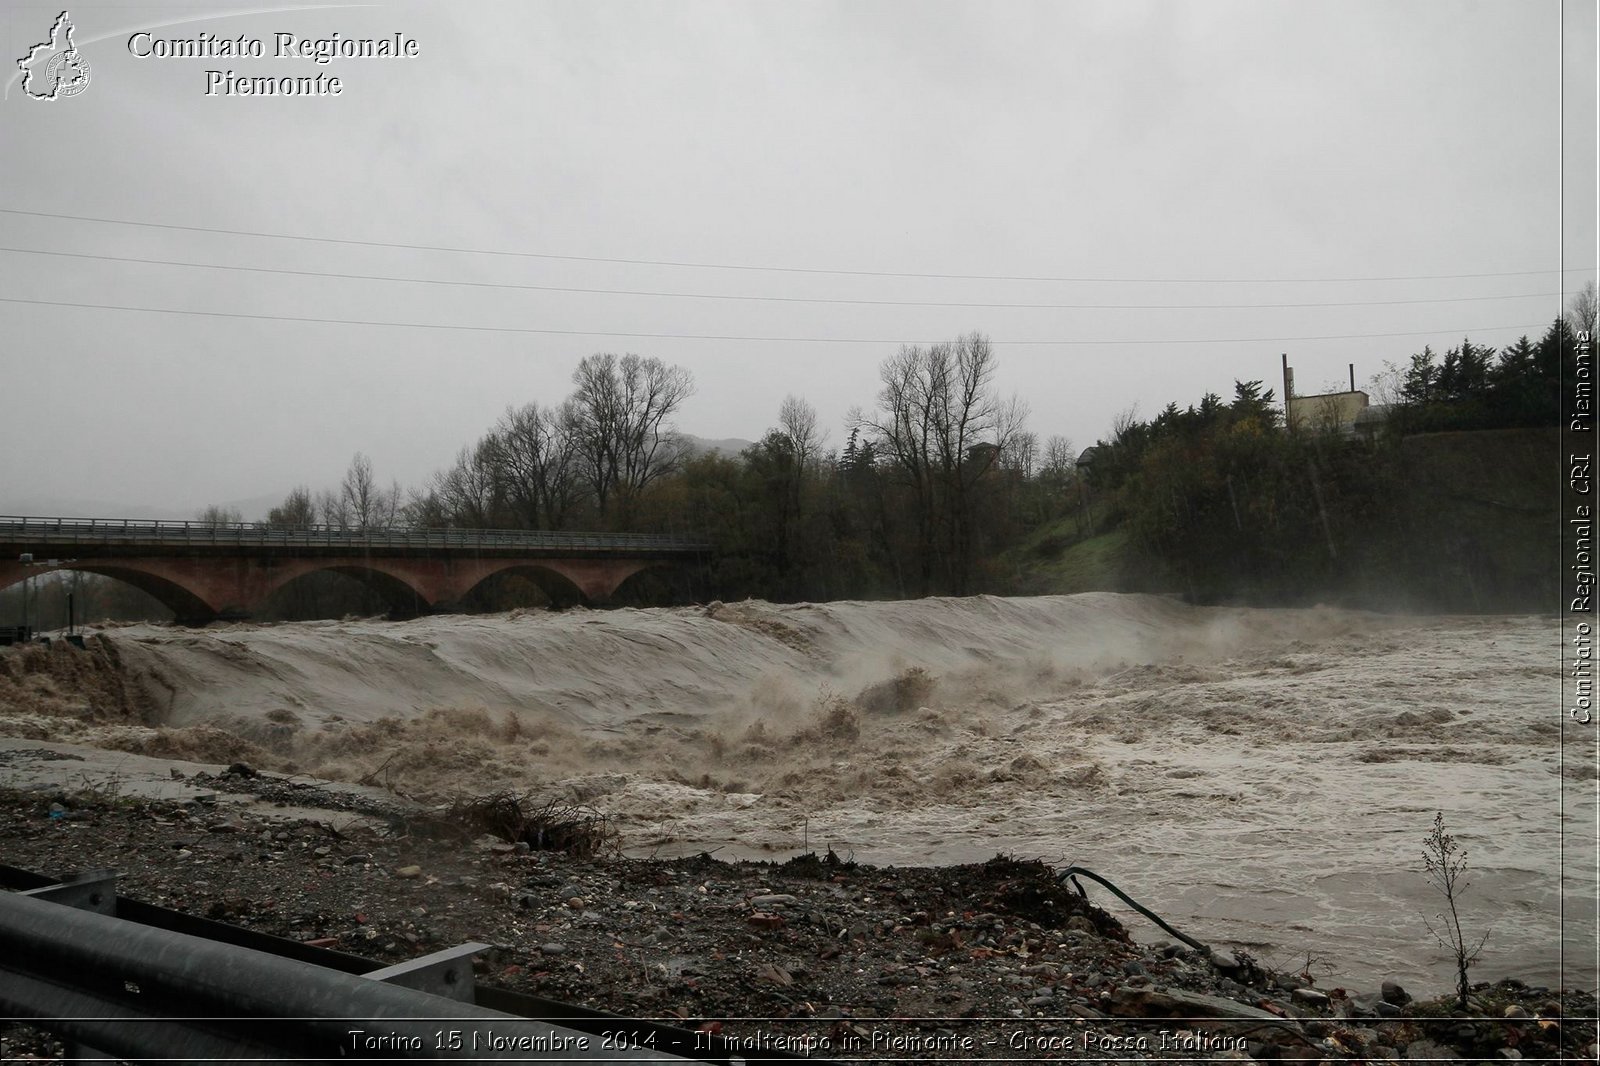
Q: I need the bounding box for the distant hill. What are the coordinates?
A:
[678,434,755,458]
[2,491,287,523]
[1,495,175,521]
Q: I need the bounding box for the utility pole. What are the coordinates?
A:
[16,553,32,639]
[13,555,75,642]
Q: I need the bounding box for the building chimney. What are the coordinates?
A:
[1282,354,1295,430]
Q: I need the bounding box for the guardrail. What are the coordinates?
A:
[0,516,711,554]
[0,866,821,1064]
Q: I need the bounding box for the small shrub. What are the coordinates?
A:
[1421,811,1488,1010]
[1033,533,1072,559]
[856,667,936,714]
[814,696,861,741]
[443,790,616,859]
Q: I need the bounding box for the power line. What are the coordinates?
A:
[0,245,1569,310]
[2,208,1594,285]
[0,295,1554,345]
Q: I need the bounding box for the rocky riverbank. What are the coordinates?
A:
[0,769,1593,1063]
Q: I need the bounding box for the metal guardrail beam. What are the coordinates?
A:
[364,943,488,1003]
[18,869,117,915]
[0,886,682,1062]
[0,516,711,555]
[1,867,831,1065]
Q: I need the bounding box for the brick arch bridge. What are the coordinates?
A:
[0,517,710,623]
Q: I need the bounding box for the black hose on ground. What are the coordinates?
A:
[1057,865,1212,955]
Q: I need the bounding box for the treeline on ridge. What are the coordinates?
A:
[10,296,1588,625]
[1082,314,1583,610]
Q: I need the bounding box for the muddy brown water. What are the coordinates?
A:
[2,594,1590,996]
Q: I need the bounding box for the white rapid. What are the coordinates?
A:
[3,593,1591,994]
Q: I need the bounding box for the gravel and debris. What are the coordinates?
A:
[0,777,1594,1063]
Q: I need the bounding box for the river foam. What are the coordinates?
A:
[0,593,1589,994]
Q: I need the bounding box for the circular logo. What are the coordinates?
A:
[45,49,91,98]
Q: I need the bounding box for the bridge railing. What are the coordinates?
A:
[0,516,710,554]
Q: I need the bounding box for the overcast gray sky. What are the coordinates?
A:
[2,0,1595,517]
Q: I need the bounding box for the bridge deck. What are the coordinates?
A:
[0,517,710,558]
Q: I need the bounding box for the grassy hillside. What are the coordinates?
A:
[1004,427,1558,610]
[1002,525,1162,596]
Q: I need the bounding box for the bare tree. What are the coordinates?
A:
[316,488,349,530]
[1366,360,1408,409]
[1568,280,1598,338]
[778,393,825,519]
[1110,406,1140,444]
[570,354,623,515]
[779,394,823,473]
[1003,430,1039,478]
[266,487,316,529]
[402,484,450,530]
[1041,435,1076,483]
[494,401,580,529]
[569,353,693,525]
[1038,434,1077,523]
[194,504,242,528]
[339,452,401,529]
[934,335,1027,593]
[860,333,1028,594]
[861,345,940,591]
[427,441,503,528]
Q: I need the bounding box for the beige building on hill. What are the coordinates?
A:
[1287,388,1370,435]
[1280,356,1387,437]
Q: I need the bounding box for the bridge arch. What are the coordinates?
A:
[259,563,433,619]
[7,564,212,623]
[609,561,692,605]
[456,563,590,610]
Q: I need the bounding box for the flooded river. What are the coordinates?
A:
[2,593,1591,994]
